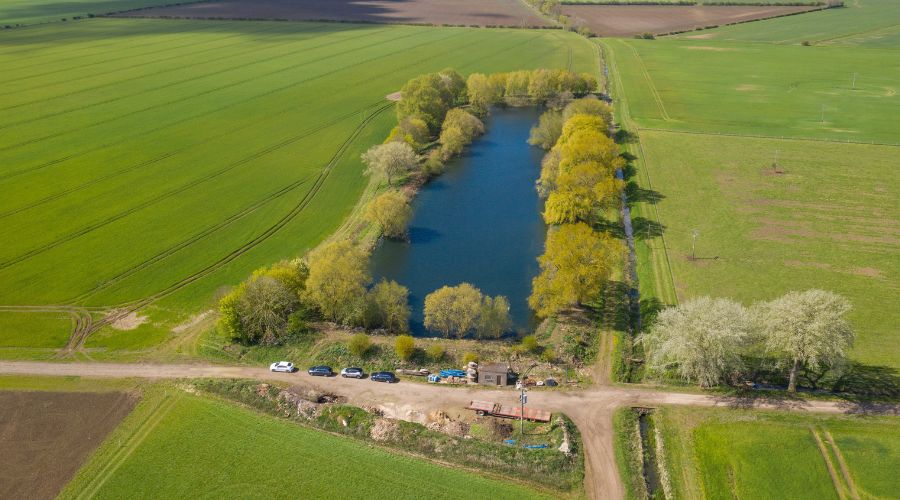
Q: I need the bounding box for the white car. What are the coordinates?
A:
[269,361,295,373]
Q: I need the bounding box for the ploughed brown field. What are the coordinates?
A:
[561,4,820,37]
[0,391,137,500]
[118,0,554,27]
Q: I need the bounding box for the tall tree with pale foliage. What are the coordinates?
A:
[756,290,854,392]
[361,142,418,186]
[641,297,752,388]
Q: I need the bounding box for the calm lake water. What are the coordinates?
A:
[370,107,546,336]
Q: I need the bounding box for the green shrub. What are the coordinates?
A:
[348,333,371,358]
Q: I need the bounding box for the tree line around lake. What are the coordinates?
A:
[219,68,604,345]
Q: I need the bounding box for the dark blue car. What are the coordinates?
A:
[370,371,397,383]
[307,365,333,377]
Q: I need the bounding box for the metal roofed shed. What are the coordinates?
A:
[478,363,513,386]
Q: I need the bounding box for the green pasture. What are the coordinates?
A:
[671,0,900,45]
[602,37,899,143]
[0,18,596,355]
[60,388,550,499]
[0,310,72,348]
[637,130,898,368]
[654,406,900,499]
[562,0,821,3]
[0,0,181,26]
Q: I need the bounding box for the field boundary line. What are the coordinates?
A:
[0,20,231,72]
[0,25,409,132]
[0,25,448,152]
[810,426,848,500]
[599,39,678,306]
[74,392,180,500]
[824,430,861,500]
[623,41,671,122]
[637,127,900,148]
[0,22,341,107]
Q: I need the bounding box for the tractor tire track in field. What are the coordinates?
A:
[0,21,231,77]
[811,426,849,500]
[824,431,861,500]
[624,42,671,122]
[0,25,455,153]
[0,26,467,181]
[0,24,398,131]
[89,102,393,317]
[0,305,93,355]
[0,101,387,271]
[0,22,337,104]
[72,392,180,500]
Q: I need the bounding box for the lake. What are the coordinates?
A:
[370,107,546,336]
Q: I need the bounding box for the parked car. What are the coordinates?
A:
[370,371,397,383]
[269,361,294,373]
[340,367,365,379]
[544,378,558,387]
[307,365,333,377]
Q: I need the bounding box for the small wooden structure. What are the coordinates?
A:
[467,400,551,422]
[478,363,512,386]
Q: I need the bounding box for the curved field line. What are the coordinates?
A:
[94,102,394,313]
[0,105,370,271]
[0,25,401,131]
[0,31,483,266]
[0,28,462,181]
[0,26,455,154]
[0,21,232,79]
[73,393,180,500]
[0,22,335,104]
[624,41,671,122]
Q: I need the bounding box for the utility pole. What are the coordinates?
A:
[517,363,538,436]
[851,72,857,90]
[821,104,826,124]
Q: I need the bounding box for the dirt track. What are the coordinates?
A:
[561,5,820,37]
[2,361,894,499]
[118,0,554,28]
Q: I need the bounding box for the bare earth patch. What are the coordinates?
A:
[117,0,553,27]
[110,311,148,330]
[559,5,820,37]
[385,91,402,102]
[171,310,211,334]
[0,391,137,500]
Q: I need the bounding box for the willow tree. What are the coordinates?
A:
[304,241,369,324]
[365,191,412,240]
[423,283,483,338]
[529,223,623,317]
[756,290,854,392]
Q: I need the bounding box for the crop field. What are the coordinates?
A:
[601,0,899,370]
[563,0,821,3]
[562,4,820,37]
[653,406,900,499]
[60,389,551,499]
[671,0,900,45]
[0,0,182,26]
[0,390,137,500]
[0,18,596,356]
[118,0,553,27]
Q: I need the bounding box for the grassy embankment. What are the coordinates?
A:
[0,18,597,359]
[57,383,561,499]
[599,0,900,371]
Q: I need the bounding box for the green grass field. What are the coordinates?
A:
[0,0,181,26]
[601,0,899,370]
[60,388,550,499]
[561,0,822,3]
[0,18,597,355]
[653,406,900,499]
[671,0,900,45]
